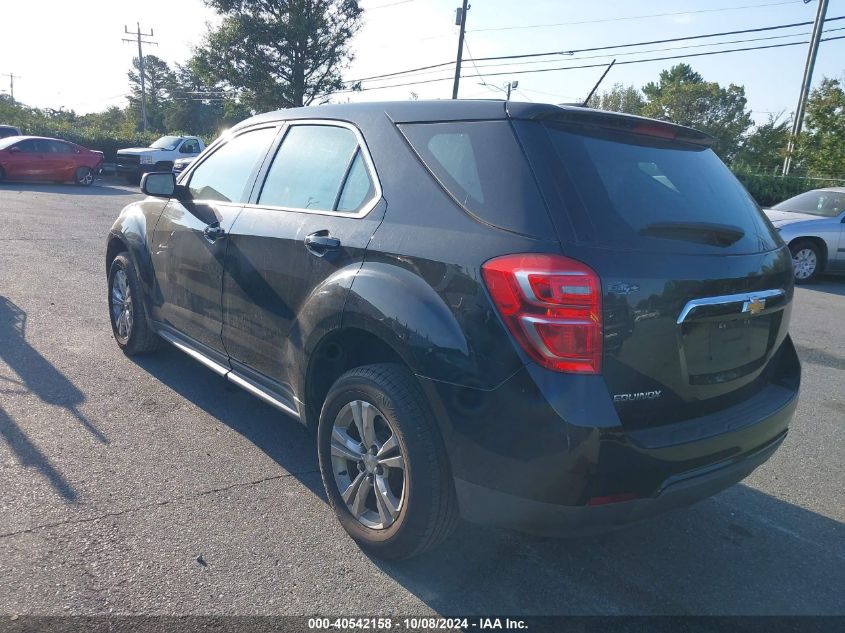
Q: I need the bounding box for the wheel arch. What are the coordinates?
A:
[789,236,828,271]
[303,326,414,432]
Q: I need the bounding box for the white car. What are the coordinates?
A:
[116,135,205,184]
[764,187,845,282]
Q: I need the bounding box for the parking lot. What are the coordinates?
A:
[0,179,843,616]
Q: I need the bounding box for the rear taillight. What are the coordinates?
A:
[481,253,602,374]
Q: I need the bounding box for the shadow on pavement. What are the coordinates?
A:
[129,344,845,615]
[800,274,845,297]
[0,181,135,196]
[0,297,109,502]
[129,346,324,499]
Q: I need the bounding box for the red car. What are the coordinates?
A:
[0,136,103,186]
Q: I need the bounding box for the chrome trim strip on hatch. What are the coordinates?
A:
[676,289,785,325]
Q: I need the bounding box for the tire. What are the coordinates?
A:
[125,174,141,185]
[789,240,822,284]
[74,166,94,186]
[317,363,459,560]
[107,252,161,355]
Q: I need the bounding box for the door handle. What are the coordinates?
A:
[203,224,226,241]
[304,230,341,256]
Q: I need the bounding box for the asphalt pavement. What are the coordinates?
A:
[0,178,843,616]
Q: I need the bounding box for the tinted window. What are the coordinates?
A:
[48,140,76,153]
[529,122,779,253]
[188,128,276,203]
[336,151,375,213]
[180,139,200,154]
[16,139,42,153]
[258,125,362,211]
[399,121,552,237]
[772,190,845,217]
[0,127,20,139]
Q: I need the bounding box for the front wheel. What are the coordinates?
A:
[108,252,161,355]
[317,364,458,559]
[75,167,94,186]
[790,240,821,283]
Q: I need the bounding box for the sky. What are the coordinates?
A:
[1,0,844,127]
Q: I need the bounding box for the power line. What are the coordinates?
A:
[400,25,845,79]
[122,23,158,133]
[348,14,844,84]
[469,0,801,33]
[341,32,845,93]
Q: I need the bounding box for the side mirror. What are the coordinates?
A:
[141,172,177,198]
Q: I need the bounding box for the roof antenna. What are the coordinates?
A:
[582,59,616,107]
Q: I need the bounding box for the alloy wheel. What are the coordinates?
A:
[111,268,134,342]
[793,248,817,280]
[77,168,94,186]
[330,399,406,530]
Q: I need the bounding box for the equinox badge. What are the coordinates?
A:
[613,390,662,403]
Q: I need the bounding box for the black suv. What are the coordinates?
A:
[106,101,800,559]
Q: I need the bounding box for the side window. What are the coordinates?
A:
[188,128,276,203]
[180,139,199,154]
[48,140,76,154]
[258,124,376,213]
[17,140,39,153]
[336,151,375,213]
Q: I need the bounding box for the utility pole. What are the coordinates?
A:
[4,73,20,103]
[452,0,469,99]
[122,23,158,133]
[505,81,518,100]
[783,0,829,175]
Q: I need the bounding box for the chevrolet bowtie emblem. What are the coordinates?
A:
[745,298,765,315]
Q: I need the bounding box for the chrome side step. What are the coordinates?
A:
[155,327,301,420]
[227,372,300,419]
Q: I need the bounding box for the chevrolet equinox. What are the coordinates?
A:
[106,101,800,559]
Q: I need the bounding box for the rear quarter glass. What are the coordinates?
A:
[514,120,781,255]
[398,120,554,238]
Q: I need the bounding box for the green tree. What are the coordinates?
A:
[641,64,753,162]
[193,0,364,111]
[127,54,176,132]
[796,77,845,178]
[733,114,791,172]
[586,83,645,115]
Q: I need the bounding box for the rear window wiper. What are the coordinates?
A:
[639,222,745,247]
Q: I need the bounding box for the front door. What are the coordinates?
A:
[150,126,279,360]
[221,122,385,394]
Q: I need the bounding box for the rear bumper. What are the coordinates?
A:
[455,428,788,535]
[419,336,800,534]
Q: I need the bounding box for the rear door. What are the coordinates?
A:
[221,121,385,393]
[150,125,278,359]
[46,140,79,180]
[516,119,793,429]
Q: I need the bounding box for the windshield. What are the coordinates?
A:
[522,121,779,253]
[150,136,182,150]
[772,190,845,217]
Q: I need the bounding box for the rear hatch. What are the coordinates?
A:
[513,110,794,429]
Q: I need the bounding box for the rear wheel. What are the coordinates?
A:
[74,167,94,186]
[125,174,141,185]
[790,240,821,283]
[108,252,161,355]
[317,363,458,559]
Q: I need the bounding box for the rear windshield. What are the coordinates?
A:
[772,190,845,217]
[519,121,779,253]
[398,121,553,237]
